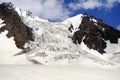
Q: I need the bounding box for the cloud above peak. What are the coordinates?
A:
[0,0,120,21]
[38,0,70,21]
[0,0,70,21]
[69,0,103,10]
[69,0,120,10]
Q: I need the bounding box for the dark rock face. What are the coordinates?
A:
[68,24,74,33]
[0,2,34,49]
[72,14,120,54]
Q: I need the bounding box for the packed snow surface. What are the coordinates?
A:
[0,65,120,80]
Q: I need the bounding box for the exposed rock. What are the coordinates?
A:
[68,24,74,32]
[0,2,34,49]
[72,14,120,54]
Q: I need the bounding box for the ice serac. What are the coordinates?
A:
[0,2,34,49]
[70,13,120,54]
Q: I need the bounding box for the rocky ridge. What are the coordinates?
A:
[71,13,120,54]
[0,2,34,49]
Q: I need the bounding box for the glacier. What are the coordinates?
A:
[0,3,120,80]
[0,7,120,66]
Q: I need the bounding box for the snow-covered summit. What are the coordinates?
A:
[63,14,83,28]
[62,14,83,35]
[15,7,49,22]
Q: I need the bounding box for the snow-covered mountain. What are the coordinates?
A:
[0,2,120,67]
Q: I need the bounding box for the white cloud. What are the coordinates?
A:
[69,0,103,10]
[0,0,120,21]
[39,0,70,21]
[105,0,118,8]
[0,0,70,21]
[69,0,120,10]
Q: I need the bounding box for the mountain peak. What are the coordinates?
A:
[71,14,120,54]
[0,2,120,65]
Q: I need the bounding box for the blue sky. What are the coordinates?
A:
[0,0,120,29]
[64,0,120,28]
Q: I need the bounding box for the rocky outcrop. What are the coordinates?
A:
[0,2,34,49]
[72,14,120,54]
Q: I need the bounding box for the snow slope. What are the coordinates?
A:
[62,14,83,35]
[0,65,120,80]
[0,19,5,28]
[0,18,30,65]
[0,31,30,65]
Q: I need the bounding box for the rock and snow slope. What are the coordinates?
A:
[0,2,120,66]
[0,2,120,80]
